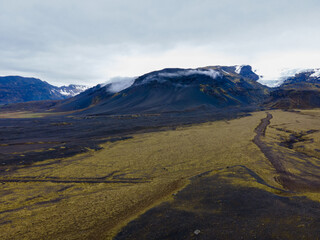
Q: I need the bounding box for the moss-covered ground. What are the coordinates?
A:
[0,110,320,239]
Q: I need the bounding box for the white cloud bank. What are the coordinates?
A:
[156,69,221,80]
[137,68,221,85]
[102,76,137,93]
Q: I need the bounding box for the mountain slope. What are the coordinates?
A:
[0,76,88,105]
[53,84,114,112]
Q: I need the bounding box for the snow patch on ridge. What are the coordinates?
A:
[235,65,243,74]
[73,85,90,92]
[59,90,71,96]
[221,70,231,75]
[58,85,89,97]
[310,69,320,78]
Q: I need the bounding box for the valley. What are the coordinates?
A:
[2,1,320,239]
[0,109,320,239]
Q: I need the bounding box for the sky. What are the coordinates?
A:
[1,0,320,86]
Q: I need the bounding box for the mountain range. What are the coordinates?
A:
[1,65,320,113]
[0,76,88,105]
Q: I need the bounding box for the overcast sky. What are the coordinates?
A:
[1,0,320,86]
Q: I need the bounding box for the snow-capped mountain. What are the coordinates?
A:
[280,68,320,88]
[0,76,88,105]
[264,68,320,109]
[56,84,90,97]
[258,68,320,87]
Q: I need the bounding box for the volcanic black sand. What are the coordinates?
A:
[115,166,320,240]
[0,108,252,170]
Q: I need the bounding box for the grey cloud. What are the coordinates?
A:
[1,0,320,86]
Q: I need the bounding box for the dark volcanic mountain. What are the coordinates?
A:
[0,76,88,105]
[54,65,269,115]
[266,70,320,109]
